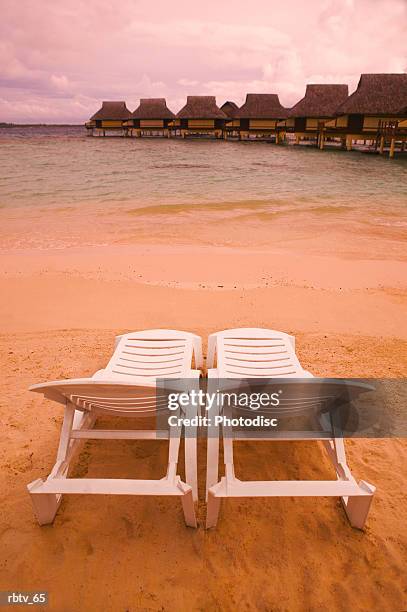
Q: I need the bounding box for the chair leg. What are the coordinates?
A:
[181,489,197,528]
[185,436,198,501]
[342,481,376,529]
[27,480,60,525]
[206,434,219,501]
[206,491,221,529]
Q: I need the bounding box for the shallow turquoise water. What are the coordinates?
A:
[0,126,406,215]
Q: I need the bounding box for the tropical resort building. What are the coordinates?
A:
[220,101,240,138]
[125,98,175,138]
[86,101,132,136]
[235,94,288,141]
[221,101,240,118]
[324,74,407,157]
[84,75,407,155]
[287,84,348,148]
[175,96,227,138]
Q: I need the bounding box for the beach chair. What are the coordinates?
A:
[27,329,203,527]
[205,328,375,529]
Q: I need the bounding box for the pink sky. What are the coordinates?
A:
[1,0,406,123]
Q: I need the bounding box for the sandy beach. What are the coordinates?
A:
[1,224,407,610]
[1,0,407,603]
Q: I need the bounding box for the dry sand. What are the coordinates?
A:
[1,239,407,611]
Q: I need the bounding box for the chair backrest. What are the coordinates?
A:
[98,329,196,381]
[212,328,306,378]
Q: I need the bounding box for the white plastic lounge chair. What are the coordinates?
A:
[28,329,203,527]
[205,328,375,529]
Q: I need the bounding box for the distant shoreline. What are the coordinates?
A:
[0,123,83,128]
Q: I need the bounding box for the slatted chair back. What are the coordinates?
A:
[210,328,306,378]
[96,329,199,381]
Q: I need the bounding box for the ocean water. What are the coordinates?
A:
[0,125,406,251]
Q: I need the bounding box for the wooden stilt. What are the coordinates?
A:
[319,132,325,150]
[379,135,385,154]
[389,138,395,158]
[346,135,352,151]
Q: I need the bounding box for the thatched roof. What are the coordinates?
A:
[90,101,132,121]
[289,84,348,118]
[237,94,288,119]
[220,101,240,118]
[176,96,227,119]
[132,98,175,119]
[337,74,407,115]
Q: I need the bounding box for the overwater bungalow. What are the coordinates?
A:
[235,94,288,141]
[287,84,348,148]
[325,74,407,157]
[221,101,240,118]
[175,96,227,138]
[126,98,175,137]
[220,101,240,138]
[86,101,132,136]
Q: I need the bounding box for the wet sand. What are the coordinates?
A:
[1,236,407,611]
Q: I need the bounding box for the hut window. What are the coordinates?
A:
[140,120,164,128]
[188,119,215,128]
[363,117,381,130]
[336,115,348,128]
[101,121,123,128]
[363,116,397,130]
[249,120,276,129]
[305,118,319,130]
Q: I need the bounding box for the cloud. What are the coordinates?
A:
[0,0,405,122]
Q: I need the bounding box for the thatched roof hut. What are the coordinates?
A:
[176,96,227,136]
[337,74,407,116]
[129,98,175,133]
[90,101,132,122]
[290,85,348,118]
[177,96,227,119]
[220,101,240,119]
[237,94,288,119]
[234,93,287,139]
[132,98,175,120]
